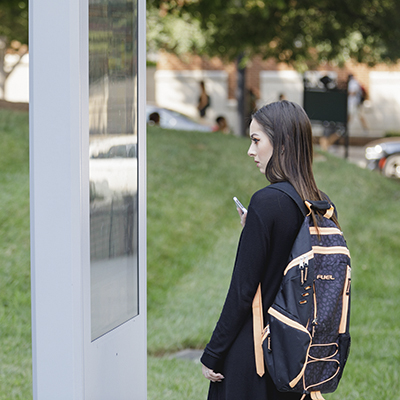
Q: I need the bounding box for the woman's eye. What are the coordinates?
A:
[252,138,260,144]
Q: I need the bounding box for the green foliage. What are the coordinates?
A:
[147,126,400,399]
[146,6,209,56]
[0,0,28,44]
[384,131,400,138]
[147,0,400,67]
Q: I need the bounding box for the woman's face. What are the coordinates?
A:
[247,119,273,174]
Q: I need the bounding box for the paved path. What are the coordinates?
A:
[172,349,203,363]
[318,144,367,168]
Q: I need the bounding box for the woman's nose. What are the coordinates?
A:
[248,145,255,157]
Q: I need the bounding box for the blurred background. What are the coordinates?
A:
[1,1,400,399]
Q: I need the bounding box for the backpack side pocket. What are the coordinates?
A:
[337,332,351,381]
[263,306,312,392]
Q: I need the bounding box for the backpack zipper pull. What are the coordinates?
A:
[299,257,305,285]
[312,318,318,337]
[304,256,309,282]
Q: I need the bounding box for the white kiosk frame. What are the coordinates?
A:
[30,0,146,398]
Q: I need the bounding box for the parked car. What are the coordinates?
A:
[146,105,212,132]
[364,137,400,178]
[89,135,137,199]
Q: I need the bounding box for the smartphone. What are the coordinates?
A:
[233,197,247,214]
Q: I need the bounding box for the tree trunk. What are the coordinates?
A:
[236,54,246,137]
[0,36,7,99]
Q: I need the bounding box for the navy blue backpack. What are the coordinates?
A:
[252,182,351,400]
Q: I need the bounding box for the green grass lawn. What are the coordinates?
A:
[1,111,399,399]
[0,109,31,398]
[147,126,400,400]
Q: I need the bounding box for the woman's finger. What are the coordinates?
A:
[202,364,225,382]
[238,209,247,227]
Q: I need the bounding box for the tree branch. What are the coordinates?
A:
[5,46,28,78]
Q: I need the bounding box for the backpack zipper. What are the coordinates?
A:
[284,250,314,275]
[312,281,318,337]
[299,256,309,285]
[339,265,351,333]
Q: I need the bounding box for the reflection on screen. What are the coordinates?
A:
[89,0,138,341]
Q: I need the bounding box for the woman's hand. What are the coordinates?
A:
[237,208,247,228]
[202,364,225,383]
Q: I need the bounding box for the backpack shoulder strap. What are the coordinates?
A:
[270,182,335,219]
[269,182,308,217]
[253,182,306,378]
[252,284,265,377]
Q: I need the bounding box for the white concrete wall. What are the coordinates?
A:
[259,70,400,137]
[151,68,400,138]
[226,98,240,135]
[4,53,29,103]
[155,69,253,135]
[368,72,400,135]
[259,70,303,107]
[7,57,400,137]
[146,66,156,104]
[155,69,229,120]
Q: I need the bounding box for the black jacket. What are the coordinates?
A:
[201,185,309,400]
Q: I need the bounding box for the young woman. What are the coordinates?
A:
[201,100,339,400]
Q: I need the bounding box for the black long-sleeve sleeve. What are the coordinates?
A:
[201,185,303,371]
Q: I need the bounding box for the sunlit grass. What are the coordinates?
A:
[147,126,400,400]
[0,109,31,398]
[1,112,399,399]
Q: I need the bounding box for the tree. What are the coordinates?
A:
[0,0,28,100]
[147,0,400,134]
[148,0,400,66]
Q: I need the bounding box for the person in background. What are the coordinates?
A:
[148,112,160,126]
[213,116,231,134]
[319,121,341,152]
[198,81,211,118]
[347,74,368,133]
[201,100,341,400]
[278,93,287,101]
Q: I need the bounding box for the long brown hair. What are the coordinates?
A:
[252,100,340,227]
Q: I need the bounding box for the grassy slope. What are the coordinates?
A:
[0,110,32,398]
[147,126,400,400]
[313,154,400,399]
[0,114,399,399]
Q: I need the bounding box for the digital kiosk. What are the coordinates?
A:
[30,0,146,398]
